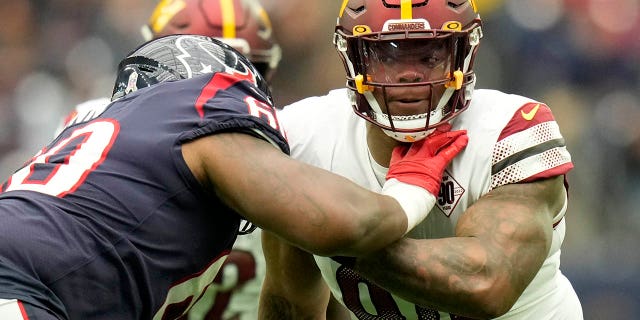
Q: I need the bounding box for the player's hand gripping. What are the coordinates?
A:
[382,125,468,233]
[387,124,468,195]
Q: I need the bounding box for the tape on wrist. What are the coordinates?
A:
[381,178,436,234]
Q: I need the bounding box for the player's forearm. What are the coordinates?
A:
[260,232,332,319]
[349,180,558,317]
[255,179,408,256]
[321,179,442,257]
[353,237,524,318]
[205,133,408,256]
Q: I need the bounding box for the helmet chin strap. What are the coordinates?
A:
[363,86,455,142]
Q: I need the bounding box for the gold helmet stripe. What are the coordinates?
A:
[339,0,417,19]
[148,0,186,33]
[469,0,478,13]
[221,0,236,38]
[339,0,349,18]
[258,7,273,31]
[401,0,413,20]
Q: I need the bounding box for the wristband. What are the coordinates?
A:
[381,178,436,234]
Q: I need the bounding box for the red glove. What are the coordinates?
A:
[386,125,468,195]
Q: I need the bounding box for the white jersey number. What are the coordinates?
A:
[3,120,119,197]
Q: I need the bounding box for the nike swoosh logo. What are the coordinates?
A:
[521,104,540,121]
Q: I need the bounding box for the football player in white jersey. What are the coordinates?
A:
[55,0,281,319]
[260,0,584,319]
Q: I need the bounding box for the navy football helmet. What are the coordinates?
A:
[111,34,271,104]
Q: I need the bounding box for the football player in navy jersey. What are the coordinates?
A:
[0,34,467,319]
[142,2,281,319]
[51,1,280,319]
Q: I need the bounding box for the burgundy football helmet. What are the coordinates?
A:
[335,0,482,142]
[141,0,281,81]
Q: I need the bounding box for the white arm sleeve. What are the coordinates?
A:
[381,178,436,234]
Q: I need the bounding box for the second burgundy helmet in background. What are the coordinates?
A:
[142,0,281,81]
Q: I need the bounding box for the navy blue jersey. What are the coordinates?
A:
[0,73,288,319]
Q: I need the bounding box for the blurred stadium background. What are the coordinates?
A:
[1,1,638,318]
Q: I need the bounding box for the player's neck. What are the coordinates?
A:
[366,124,401,168]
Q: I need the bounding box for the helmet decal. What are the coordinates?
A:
[174,35,256,85]
[442,21,462,31]
[112,34,270,102]
[124,71,140,95]
[383,19,431,31]
[353,25,373,36]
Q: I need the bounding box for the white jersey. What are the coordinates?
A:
[53,97,112,137]
[277,88,583,319]
[56,98,266,320]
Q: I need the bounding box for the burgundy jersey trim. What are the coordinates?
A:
[490,102,573,190]
[498,102,555,142]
